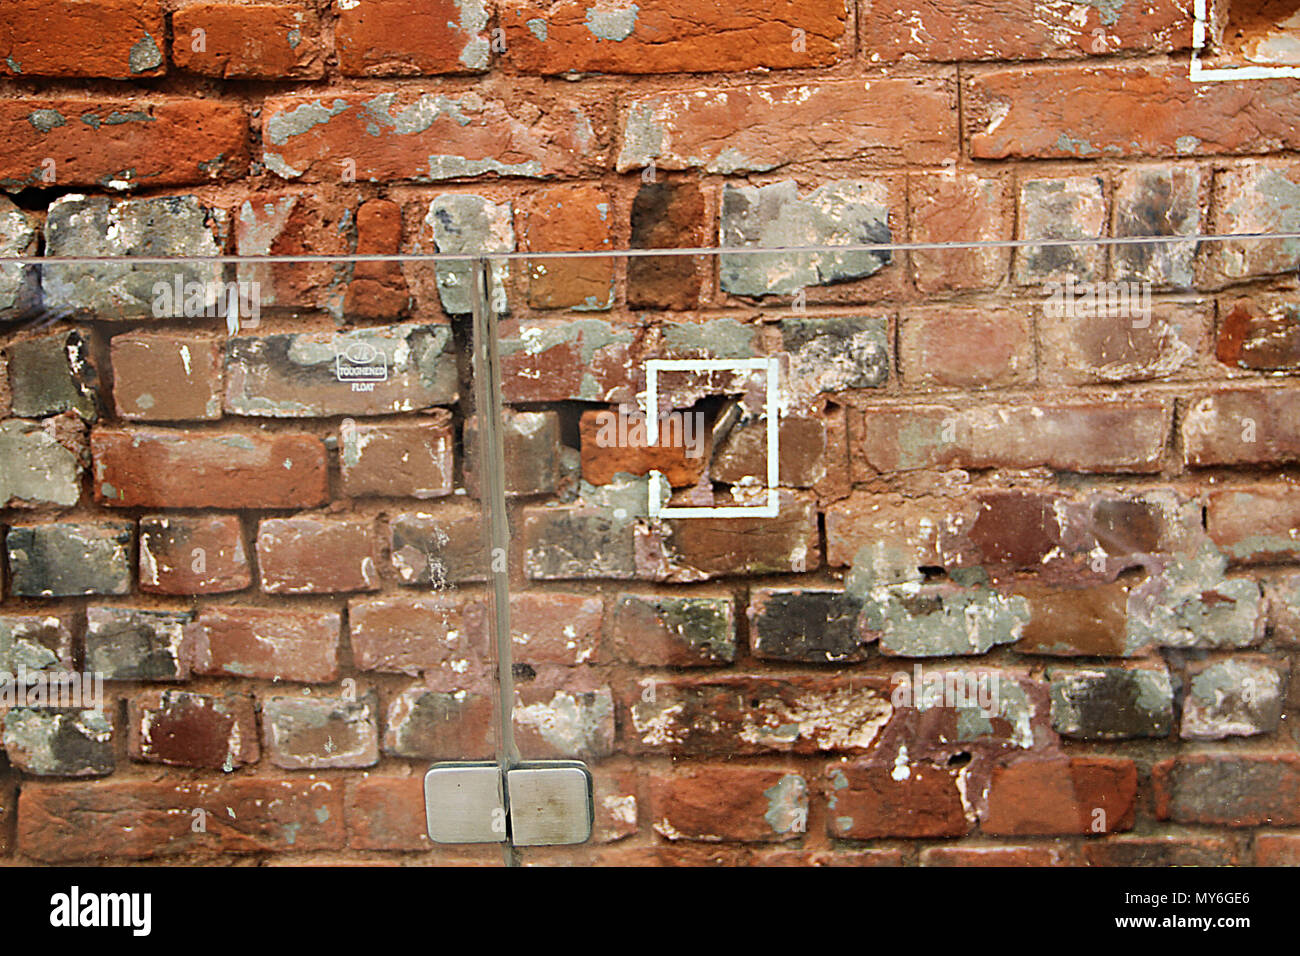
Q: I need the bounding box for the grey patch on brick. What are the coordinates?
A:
[864,584,1029,657]
[0,614,73,676]
[42,195,227,318]
[0,419,84,508]
[525,508,637,580]
[1112,168,1200,288]
[1181,657,1285,739]
[85,606,192,680]
[7,522,133,597]
[750,589,872,662]
[578,474,667,520]
[514,687,615,758]
[617,594,736,663]
[763,773,809,835]
[780,315,889,396]
[0,196,39,318]
[129,31,163,73]
[1016,176,1105,284]
[661,318,756,359]
[456,0,491,69]
[262,691,379,769]
[1126,542,1264,652]
[2,708,114,777]
[1048,664,1174,739]
[425,195,514,315]
[719,180,892,296]
[389,512,484,586]
[7,329,99,419]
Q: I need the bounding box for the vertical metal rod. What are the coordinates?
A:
[469,257,519,866]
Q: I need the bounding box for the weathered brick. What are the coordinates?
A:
[225,325,456,418]
[2,708,114,777]
[720,180,893,297]
[779,315,890,400]
[1083,837,1239,867]
[982,758,1137,835]
[524,506,637,580]
[1015,176,1106,284]
[511,592,603,666]
[0,773,14,856]
[86,606,191,681]
[5,329,98,420]
[610,593,735,666]
[651,768,808,843]
[463,410,561,497]
[262,692,379,769]
[921,845,1075,867]
[18,777,344,861]
[174,2,323,79]
[388,507,489,586]
[1048,663,1174,740]
[1208,484,1300,563]
[866,582,1028,658]
[1255,833,1300,866]
[1,100,246,191]
[711,416,828,488]
[627,675,892,755]
[627,181,707,310]
[1155,754,1300,826]
[826,759,971,839]
[128,690,258,770]
[346,776,432,851]
[233,192,353,313]
[1126,544,1265,654]
[188,606,340,683]
[7,521,132,597]
[0,416,86,508]
[1218,294,1300,370]
[504,0,845,73]
[1181,656,1286,739]
[1038,302,1213,385]
[43,195,228,317]
[749,588,872,663]
[339,418,454,500]
[91,427,328,509]
[1112,167,1201,287]
[1211,164,1300,280]
[514,681,615,759]
[863,0,1191,62]
[0,0,164,77]
[521,183,614,310]
[262,89,600,183]
[0,197,39,319]
[500,318,640,403]
[908,172,1010,292]
[898,306,1033,388]
[348,595,487,675]
[1183,387,1300,466]
[1269,574,1300,646]
[257,517,381,594]
[383,685,494,759]
[853,400,1170,474]
[139,514,251,594]
[618,78,956,172]
[967,65,1300,160]
[335,0,488,76]
[421,193,515,315]
[0,612,75,678]
[110,332,223,421]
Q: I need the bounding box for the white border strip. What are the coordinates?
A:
[645,358,780,519]
[1190,0,1300,81]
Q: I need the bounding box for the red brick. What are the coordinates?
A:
[757,848,904,867]
[826,759,971,839]
[340,418,454,499]
[232,191,354,311]
[389,506,490,586]
[346,775,434,851]
[1255,832,1300,866]
[650,767,809,843]
[110,332,223,421]
[503,0,846,73]
[1218,294,1300,370]
[128,690,259,770]
[511,592,603,666]
[262,89,601,184]
[649,491,821,581]
[852,400,1170,475]
[1154,754,1300,826]
[383,685,495,759]
[91,427,328,509]
[1183,387,1300,466]
[0,0,164,78]
[1038,302,1213,385]
[921,845,1075,866]
[188,606,341,683]
[0,97,247,190]
[1083,836,1239,866]
[711,416,829,488]
[173,2,323,79]
[257,517,380,594]
[499,318,641,404]
[1014,581,1130,656]
[1208,484,1300,563]
[18,778,344,862]
[898,306,1033,388]
[967,64,1300,159]
[463,410,562,497]
[139,514,251,594]
[335,0,489,76]
[344,199,409,318]
[580,406,706,488]
[616,78,957,172]
[348,595,488,676]
[520,183,614,310]
[982,758,1137,835]
[627,181,708,310]
[908,172,1011,292]
[864,0,1191,62]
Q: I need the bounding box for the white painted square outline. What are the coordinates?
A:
[644,357,780,519]
[1190,0,1300,81]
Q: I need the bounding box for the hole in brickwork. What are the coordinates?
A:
[947,752,972,767]
[1219,0,1300,63]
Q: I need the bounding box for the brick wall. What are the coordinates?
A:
[1,0,1300,866]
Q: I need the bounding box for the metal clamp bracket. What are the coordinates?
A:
[424,760,594,847]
